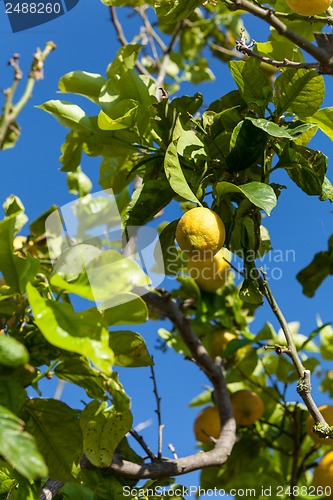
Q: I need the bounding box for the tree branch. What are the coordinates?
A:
[235,28,320,70]
[150,363,164,459]
[226,0,332,65]
[0,42,55,150]
[255,270,332,437]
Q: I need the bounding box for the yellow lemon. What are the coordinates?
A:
[210,330,238,358]
[193,406,220,444]
[175,207,225,258]
[187,247,230,292]
[306,405,333,445]
[230,390,264,426]
[313,451,333,497]
[286,0,331,15]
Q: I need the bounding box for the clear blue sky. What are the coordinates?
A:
[1,1,333,498]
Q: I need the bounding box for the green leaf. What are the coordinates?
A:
[3,195,28,233]
[216,181,277,216]
[239,279,263,305]
[54,357,106,400]
[226,119,267,172]
[99,155,134,193]
[177,130,205,160]
[102,293,148,325]
[67,167,92,197]
[0,405,48,480]
[255,41,304,63]
[164,140,201,204]
[51,249,150,302]
[188,390,213,408]
[320,176,333,202]
[320,324,333,360]
[106,44,142,79]
[246,117,316,140]
[155,0,201,23]
[277,144,327,196]
[156,220,179,276]
[0,381,26,414]
[274,68,325,118]
[98,103,138,131]
[59,482,93,500]
[0,335,29,368]
[37,100,95,133]
[59,131,83,172]
[124,178,174,227]
[229,59,273,113]
[305,107,333,141]
[80,401,132,467]
[20,399,82,482]
[109,330,153,367]
[58,71,106,103]
[0,215,40,294]
[296,251,332,297]
[26,283,114,374]
[8,481,40,500]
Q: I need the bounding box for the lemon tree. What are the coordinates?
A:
[2,0,333,499]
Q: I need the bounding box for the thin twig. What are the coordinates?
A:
[255,269,331,433]
[129,429,157,461]
[228,0,331,65]
[0,42,55,149]
[235,28,320,70]
[155,21,184,92]
[150,363,163,459]
[168,443,178,460]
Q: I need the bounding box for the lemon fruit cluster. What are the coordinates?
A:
[193,390,264,444]
[286,0,331,16]
[306,405,333,444]
[313,451,333,498]
[176,207,229,291]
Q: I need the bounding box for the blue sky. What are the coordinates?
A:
[1,1,333,498]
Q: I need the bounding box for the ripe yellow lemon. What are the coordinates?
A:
[313,451,333,497]
[210,330,238,358]
[193,406,220,444]
[286,0,331,15]
[231,390,264,426]
[187,247,230,292]
[175,207,225,258]
[306,405,333,444]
